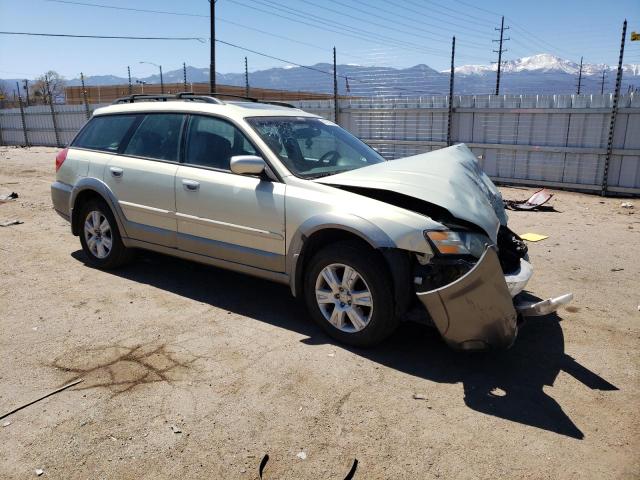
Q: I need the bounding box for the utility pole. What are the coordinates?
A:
[492,16,509,95]
[602,19,627,196]
[80,72,90,119]
[210,0,216,93]
[447,36,456,147]
[127,66,132,95]
[23,79,29,107]
[600,69,607,94]
[333,46,339,124]
[15,81,29,146]
[244,57,250,97]
[45,75,61,148]
[576,56,583,95]
[159,65,164,94]
[183,62,188,91]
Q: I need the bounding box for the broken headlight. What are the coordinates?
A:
[425,230,490,258]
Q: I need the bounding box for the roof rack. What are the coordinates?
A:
[111,92,296,108]
[185,91,296,109]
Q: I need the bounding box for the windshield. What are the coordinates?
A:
[246,116,385,179]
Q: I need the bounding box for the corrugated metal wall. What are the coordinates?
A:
[1,94,638,194]
[297,93,640,195]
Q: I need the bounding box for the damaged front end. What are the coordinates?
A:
[414,226,572,351]
[417,245,518,350]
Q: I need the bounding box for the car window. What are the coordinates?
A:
[123,114,185,162]
[72,115,139,152]
[247,117,385,179]
[184,115,257,170]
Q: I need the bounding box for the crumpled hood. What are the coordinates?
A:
[317,144,508,242]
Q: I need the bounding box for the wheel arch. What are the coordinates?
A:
[70,179,127,238]
[288,216,414,316]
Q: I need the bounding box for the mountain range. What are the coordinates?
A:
[2,54,639,99]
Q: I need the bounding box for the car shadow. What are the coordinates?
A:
[72,250,617,439]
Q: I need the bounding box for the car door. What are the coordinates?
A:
[175,114,286,272]
[104,113,185,248]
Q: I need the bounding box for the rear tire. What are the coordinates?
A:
[303,241,398,347]
[78,198,133,269]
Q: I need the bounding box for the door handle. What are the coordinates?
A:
[109,167,123,178]
[182,179,200,191]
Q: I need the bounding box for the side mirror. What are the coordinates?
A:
[230,155,266,176]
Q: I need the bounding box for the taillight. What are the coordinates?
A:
[55,148,68,172]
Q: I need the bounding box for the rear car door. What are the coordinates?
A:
[175,114,286,272]
[104,113,185,248]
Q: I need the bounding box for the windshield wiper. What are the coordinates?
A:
[306,170,349,179]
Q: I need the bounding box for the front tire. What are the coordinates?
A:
[78,198,133,269]
[303,241,397,347]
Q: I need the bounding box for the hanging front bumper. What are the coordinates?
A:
[416,246,519,351]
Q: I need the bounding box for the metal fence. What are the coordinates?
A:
[1,94,638,195]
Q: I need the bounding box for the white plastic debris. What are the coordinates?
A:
[296,451,307,460]
[621,202,634,209]
[412,393,427,400]
[2,421,11,427]
[35,469,44,476]
[327,352,335,357]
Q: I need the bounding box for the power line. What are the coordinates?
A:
[227,0,456,58]
[46,0,207,17]
[47,0,332,53]
[0,31,205,41]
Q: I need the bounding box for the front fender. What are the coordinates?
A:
[287,213,395,297]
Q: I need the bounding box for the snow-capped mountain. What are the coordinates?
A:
[3,53,638,99]
[448,53,638,77]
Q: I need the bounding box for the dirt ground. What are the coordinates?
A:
[0,146,638,479]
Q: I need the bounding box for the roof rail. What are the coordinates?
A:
[197,91,296,109]
[112,94,176,104]
[173,92,224,104]
[111,92,296,108]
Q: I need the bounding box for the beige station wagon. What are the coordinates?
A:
[51,93,571,350]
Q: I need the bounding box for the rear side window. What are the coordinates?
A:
[123,114,185,162]
[72,115,138,152]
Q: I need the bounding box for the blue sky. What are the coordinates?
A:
[0,0,638,80]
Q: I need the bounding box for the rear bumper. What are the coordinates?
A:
[416,246,519,350]
[51,181,72,221]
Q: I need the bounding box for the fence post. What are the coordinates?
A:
[46,76,62,148]
[80,72,91,120]
[447,36,456,146]
[244,56,250,97]
[333,46,339,124]
[127,66,133,95]
[602,19,627,196]
[183,62,187,91]
[0,111,4,146]
[15,81,30,147]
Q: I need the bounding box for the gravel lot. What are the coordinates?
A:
[0,146,638,479]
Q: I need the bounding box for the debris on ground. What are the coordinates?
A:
[35,468,44,476]
[519,232,549,242]
[296,451,307,460]
[621,202,634,209]
[2,421,11,427]
[0,192,19,203]
[0,379,83,421]
[611,268,624,272]
[412,393,427,400]
[170,425,182,434]
[504,188,555,211]
[0,220,24,227]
